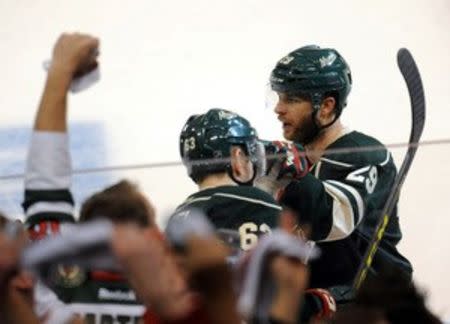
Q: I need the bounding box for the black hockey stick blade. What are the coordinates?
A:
[352,48,426,291]
[397,48,426,164]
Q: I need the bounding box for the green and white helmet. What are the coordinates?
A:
[270,45,352,117]
[180,108,266,184]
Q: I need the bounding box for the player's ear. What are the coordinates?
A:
[318,96,336,124]
[230,146,243,175]
[230,146,251,181]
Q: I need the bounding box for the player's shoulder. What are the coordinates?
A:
[217,185,279,203]
[216,185,278,201]
[179,185,281,210]
[323,130,391,167]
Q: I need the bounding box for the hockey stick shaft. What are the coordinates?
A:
[353,48,426,291]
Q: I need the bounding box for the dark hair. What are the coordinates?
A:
[0,211,7,230]
[334,267,442,324]
[191,169,226,184]
[284,91,312,103]
[285,91,340,113]
[80,180,155,228]
[323,90,341,116]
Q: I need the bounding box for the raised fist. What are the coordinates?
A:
[50,32,99,78]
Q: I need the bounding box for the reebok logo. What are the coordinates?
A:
[98,288,136,301]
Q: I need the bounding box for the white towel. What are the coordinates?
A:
[237,230,319,321]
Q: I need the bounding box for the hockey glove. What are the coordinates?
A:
[254,141,310,197]
[301,288,337,321]
[265,141,310,180]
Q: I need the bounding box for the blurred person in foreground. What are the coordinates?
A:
[0,212,82,324]
[333,267,442,324]
[22,32,158,323]
[237,230,314,324]
[0,213,23,289]
[112,212,241,324]
[0,212,38,324]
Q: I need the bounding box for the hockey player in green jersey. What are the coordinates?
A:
[175,108,281,251]
[264,45,412,299]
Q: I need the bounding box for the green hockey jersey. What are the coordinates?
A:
[175,185,281,250]
[279,131,413,289]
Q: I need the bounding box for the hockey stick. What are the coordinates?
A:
[352,48,426,291]
[353,48,425,292]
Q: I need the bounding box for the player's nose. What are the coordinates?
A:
[274,100,286,115]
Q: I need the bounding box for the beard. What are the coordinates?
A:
[293,111,320,145]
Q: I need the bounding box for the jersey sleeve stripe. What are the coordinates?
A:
[326,180,365,225]
[22,189,74,210]
[314,160,323,178]
[319,180,365,242]
[25,201,74,218]
[379,151,391,166]
[23,131,76,227]
[321,182,356,241]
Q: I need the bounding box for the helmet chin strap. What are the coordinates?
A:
[320,110,341,129]
[300,108,340,145]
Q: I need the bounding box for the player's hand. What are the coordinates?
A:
[254,140,309,198]
[266,141,310,180]
[50,32,99,78]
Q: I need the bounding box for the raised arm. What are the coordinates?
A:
[23,33,99,238]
